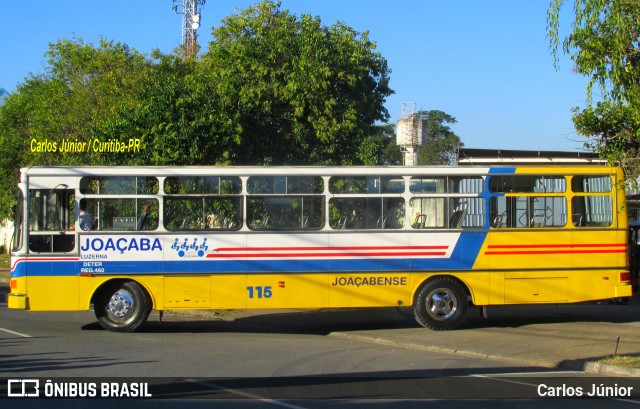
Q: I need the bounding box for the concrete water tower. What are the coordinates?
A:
[396,102,424,166]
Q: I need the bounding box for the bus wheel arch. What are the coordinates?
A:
[413,275,470,331]
[93,279,152,332]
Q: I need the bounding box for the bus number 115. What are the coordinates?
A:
[247,286,273,299]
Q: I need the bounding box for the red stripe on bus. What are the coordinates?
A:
[11,257,80,270]
[213,245,449,253]
[485,249,626,255]
[206,251,448,258]
[487,243,625,249]
[485,242,626,255]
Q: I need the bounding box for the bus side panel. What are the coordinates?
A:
[488,230,574,304]
[488,230,574,271]
[328,273,411,308]
[485,228,629,304]
[571,229,629,301]
[163,276,211,309]
[504,275,568,303]
[211,275,247,309]
[458,272,491,306]
[246,274,328,308]
[25,276,80,311]
[463,232,491,306]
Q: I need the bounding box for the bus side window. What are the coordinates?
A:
[449,202,467,229]
[92,199,159,231]
[571,196,612,227]
[572,214,584,227]
[409,198,446,229]
[248,197,323,231]
[28,189,75,253]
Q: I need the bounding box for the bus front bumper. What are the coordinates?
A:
[8,293,28,309]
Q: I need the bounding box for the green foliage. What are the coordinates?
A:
[201,0,392,165]
[0,37,151,219]
[358,124,401,166]
[417,110,462,165]
[97,53,236,166]
[572,101,637,166]
[548,0,640,176]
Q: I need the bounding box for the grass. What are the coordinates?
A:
[598,356,640,368]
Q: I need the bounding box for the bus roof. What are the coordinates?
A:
[20,164,620,178]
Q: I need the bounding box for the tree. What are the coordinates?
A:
[0,39,230,219]
[548,0,640,176]
[417,110,461,165]
[359,123,402,166]
[0,38,149,165]
[201,0,393,165]
[0,38,151,220]
[96,51,238,166]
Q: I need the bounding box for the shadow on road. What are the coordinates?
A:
[77,293,640,335]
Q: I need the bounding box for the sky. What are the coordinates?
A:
[0,0,588,153]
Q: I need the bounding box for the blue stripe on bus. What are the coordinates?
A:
[12,232,488,277]
[488,167,516,174]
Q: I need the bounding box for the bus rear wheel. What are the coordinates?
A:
[94,281,151,332]
[414,277,468,331]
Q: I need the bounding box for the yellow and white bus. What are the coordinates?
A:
[8,165,632,332]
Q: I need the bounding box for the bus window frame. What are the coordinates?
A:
[27,187,76,253]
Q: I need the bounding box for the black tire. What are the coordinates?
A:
[94,281,152,332]
[414,276,468,331]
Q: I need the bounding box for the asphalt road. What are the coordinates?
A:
[1,283,639,408]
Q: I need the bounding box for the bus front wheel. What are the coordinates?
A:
[414,277,468,331]
[94,281,152,332]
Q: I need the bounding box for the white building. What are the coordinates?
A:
[0,220,12,253]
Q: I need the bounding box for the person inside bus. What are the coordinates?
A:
[70,198,94,231]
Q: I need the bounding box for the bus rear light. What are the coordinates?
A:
[620,272,631,282]
[10,279,17,290]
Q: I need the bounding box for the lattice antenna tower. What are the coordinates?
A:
[172,0,206,58]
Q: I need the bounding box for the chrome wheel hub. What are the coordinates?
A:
[426,288,458,321]
[106,289,135,321]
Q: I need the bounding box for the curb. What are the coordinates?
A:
[330,332,558,369]
[583,361,640,377]
[329,331,638,377]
